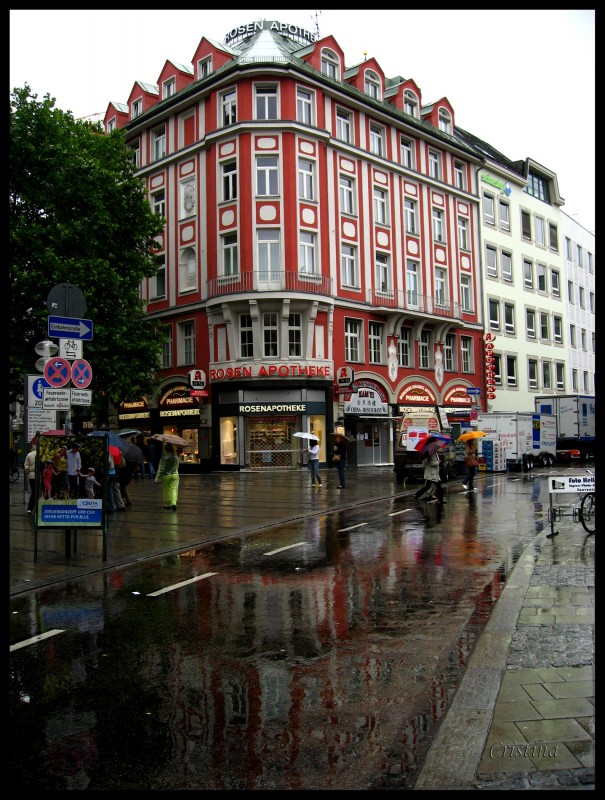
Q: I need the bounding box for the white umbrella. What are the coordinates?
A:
[293,432,319,442]
[152,433,188,447]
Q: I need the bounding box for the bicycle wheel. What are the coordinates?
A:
[10,467,19,483]
[579,493,595,534]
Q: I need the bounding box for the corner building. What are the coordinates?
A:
[105,19,486,472]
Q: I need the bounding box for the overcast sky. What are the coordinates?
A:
[10,9,595,233]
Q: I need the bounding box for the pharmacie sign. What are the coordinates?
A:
[159,384,200,417]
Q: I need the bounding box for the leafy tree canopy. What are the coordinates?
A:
[9,85,165,421]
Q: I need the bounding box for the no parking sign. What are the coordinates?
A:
[43,357,71,387]
[71,359,93,388]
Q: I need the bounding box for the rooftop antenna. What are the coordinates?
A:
[311,9,322,39]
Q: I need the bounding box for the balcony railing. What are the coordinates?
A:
[367,288,462,319]
[207,271,333,299]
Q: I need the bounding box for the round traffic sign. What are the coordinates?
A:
[71,359,93,388]
[44,357,71,388]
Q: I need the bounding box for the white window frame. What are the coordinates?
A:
[403,89,418,118]
[501,250,513,282]
[399,327,412,367]
[364,69,381,100]
[298,158,315,201]
[489,298,500,331]
[432,208,445,242]
[255,85,278,120]
[434,267,447,307]
[299,231,317,275]
[419,330,432,369]
[288,313,302,357]
[296,87,314,125]
[339,175,355,215]
[375,253,390,293]
[220,88,237,127]
[162,78,176,100]
[556,363,565,392]
[523,259,534,289]
[542,361,552,390]
[240,313,253,358]
[406,260,420,307]
[321,48,340,80]
[263,312,279,358]
[152,254,166,300]
[405,199,417,234]
[537,263,547,292]
[222,160,237,202]
[438,108,452,134]
[506,355,517,388]
[535,216,545,246]
[457,217,469,250]
[483,193,495,224]
[526,308,536,339]
[222,233,239,277]
[540,312,550,341]
[504,302,515,335]
[178,320,196,366]
[551,269,560,297]
[454,161,465,190]
[499,200,510,231]
[341,244,358,287]
[428,149,441,180]
[373,186,388,225]
[368,322,384,364]
[152,189,166,219]
[336,108,352,144]
[401,137,414,169]
[345,318,362,362]
[553,315,563,344]
[528,359,539,390]
[444,334,456,371]
[197,56,212,79]
[460,274,472,312]
[257,229,281,282]
[369,124,384,157]
[161,322,172,368]
[256,155,279,197]
[153,126,166,161]
[131,98,142,118]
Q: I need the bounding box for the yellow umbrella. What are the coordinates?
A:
[458,430,486,442]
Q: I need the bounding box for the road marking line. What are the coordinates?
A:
[388,509,412,517]
[338,523,368,532]
[10,629,65,651]
[264,542,307,555]
[147,572,218,596]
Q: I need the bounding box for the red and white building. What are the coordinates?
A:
[105,19,486,472]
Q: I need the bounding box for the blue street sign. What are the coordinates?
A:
[466,387,481,395]
[48,315,93,340]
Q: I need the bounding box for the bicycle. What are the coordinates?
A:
[10,465,20,483]
[579,492,595,534]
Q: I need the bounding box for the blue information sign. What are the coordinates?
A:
[48,315,93,340]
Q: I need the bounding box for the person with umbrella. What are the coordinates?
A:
[329,431,349,489]
[154,442,181,510]
[414,438,446,505]
[307,436,322,488]
[459,432,484,492]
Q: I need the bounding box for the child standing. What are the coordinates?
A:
[42,459,58,500]
[84,467,102,499]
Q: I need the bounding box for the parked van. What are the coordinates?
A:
[393,406,458,484]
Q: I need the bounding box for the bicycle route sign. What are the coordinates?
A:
[549,475,595,493]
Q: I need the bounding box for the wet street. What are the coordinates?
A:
[10,470,560,789]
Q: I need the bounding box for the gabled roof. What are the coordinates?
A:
[454,126,523,176]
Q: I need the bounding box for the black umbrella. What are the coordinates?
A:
[88,430,144,463]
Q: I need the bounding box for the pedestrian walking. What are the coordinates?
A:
[331,434,347,488]
[462,439,479,492]
[42,459,58,500]
[414,450,446,504]
[106,450,126,513]
[154,442,181,510]
[66,442,82,498]
[118,459,139,505]
[24,448,38,513]
[149,436,163,474]
[136,435,155,478]
[308,439,322,487]
[84,467,102,499]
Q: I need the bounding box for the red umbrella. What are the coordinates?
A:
[417,438,450,458]
[414,433,451,452]
[30,430,67,445]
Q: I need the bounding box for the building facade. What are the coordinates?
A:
[104,19,488,471]
[102,18,594,472]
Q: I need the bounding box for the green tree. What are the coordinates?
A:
[9,85,165,422]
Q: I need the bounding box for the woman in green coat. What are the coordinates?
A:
[154,443,180,510]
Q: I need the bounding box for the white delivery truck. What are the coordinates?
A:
[474,412,557,471]
[534,395,595,462]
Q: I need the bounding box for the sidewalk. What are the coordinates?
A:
[9,467,595,790]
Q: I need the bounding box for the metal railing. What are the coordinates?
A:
[207,271,333,299]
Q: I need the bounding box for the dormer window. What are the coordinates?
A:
[197,56,212,80]
[438,107,452,134]
[106,117,116,133]
[403,89,418,118]
[321,48,340,80]
[163,78,176,100]
[364,70,381,101]
[131,98,142,119]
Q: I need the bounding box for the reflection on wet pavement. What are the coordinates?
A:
[10,475,548,789]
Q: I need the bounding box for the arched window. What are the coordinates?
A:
[321,48,340,80]
[403,89,418,118]
[438,107,452,134]
[364,69,381,101]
